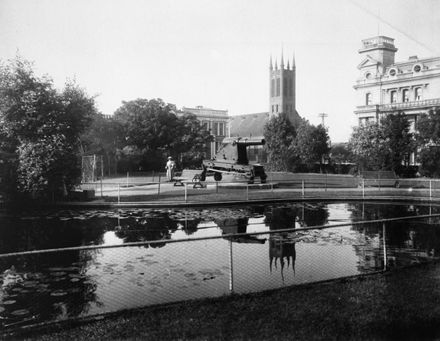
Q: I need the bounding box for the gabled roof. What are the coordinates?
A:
[357,55,380,69]
[229,112,269,138]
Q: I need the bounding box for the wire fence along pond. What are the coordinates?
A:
[1,202,440,334]
[81,173,440,203]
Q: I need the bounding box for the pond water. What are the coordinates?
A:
[1,201,440,330]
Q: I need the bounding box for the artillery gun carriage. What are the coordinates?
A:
[201,137,267,184]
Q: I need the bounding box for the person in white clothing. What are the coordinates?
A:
[165,156,176,181]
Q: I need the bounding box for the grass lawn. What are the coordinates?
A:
[13,261,440,340]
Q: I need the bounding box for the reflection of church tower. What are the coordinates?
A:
[269,238,296,282]
[269,52,298,125]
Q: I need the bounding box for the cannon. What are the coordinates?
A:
[201,137,267,184]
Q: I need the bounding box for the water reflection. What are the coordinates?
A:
[1,202,440,330]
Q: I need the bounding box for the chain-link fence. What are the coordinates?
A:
[1,213,439,335]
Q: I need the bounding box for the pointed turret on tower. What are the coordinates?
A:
[269,51,298,125]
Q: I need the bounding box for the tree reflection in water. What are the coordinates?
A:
[1,203,440,330]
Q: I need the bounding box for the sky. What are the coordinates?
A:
[1,0,440,143]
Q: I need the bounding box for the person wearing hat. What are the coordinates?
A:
[165,156,176,181]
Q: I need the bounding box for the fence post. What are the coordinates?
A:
[325,173,328,192]
[185,183,188,203]
[302,180,305,197]
[229,239,234,294]
[126,172,129,187]
[152,170,155,182]
[362,179,365,199]
[246,184,249,201]
[157,177,161,197]
[430,180,432,200]
[100,177,103,198]
[382,222,387,271]
[118,183,120,204]
[216,181,218,194]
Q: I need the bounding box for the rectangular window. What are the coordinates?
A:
[218,122,225,136]
[212,122,218,136]
[415,87,422,101]
[276,78,280,96]
[390,90,397,103]
[271,79,275,97]
[402,89,409,102]
[276,104,279,112]
[366,93,372,105]
[283,78,287,96]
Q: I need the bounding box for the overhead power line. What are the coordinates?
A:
[349,0,439,55]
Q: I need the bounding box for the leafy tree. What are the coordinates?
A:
[114,99,212,171]
[0,57,97,199]
[381,112,413,171]
[330,143,353,164]
[175,113,213,169]
[417,108,440,177]
[348,121,387,171]
[349,113,413,172]
[263,113,297,171]
[296,121,330,171]
[80,114,123,176]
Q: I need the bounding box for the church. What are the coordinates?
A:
[228,53,301,162]
[229,53,301,139]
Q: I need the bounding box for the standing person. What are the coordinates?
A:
[165,156,176,181]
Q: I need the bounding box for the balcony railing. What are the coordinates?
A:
[356,98,440,113]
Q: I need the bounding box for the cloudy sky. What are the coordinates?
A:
[1,0,439,142]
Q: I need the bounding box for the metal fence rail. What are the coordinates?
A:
[79,177,440,203]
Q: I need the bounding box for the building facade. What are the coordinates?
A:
[354,36,440,133]
[181,105,229,159]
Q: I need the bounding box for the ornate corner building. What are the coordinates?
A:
[354,36,440,131]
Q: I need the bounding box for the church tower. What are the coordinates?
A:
[269,52,297,125]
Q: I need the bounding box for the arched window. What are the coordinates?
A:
[366,93,372,105]
[402,89,409,102]
[415,87,422,101]
[390,90,397,103]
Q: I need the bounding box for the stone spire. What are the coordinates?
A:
[270,56,273,70]
[281,48,284,69]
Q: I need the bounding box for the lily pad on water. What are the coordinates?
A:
[11,309,29,316]
[3,300,16,305]
[22,280,39,288]
[50,290,68,297]
[50,272,67,277]
[0,307,5,313]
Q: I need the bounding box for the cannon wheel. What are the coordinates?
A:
[214,172,222,181]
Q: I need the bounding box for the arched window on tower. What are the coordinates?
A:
[271,79,275,97]
[283,78,287,96]
[276,78,280,96]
